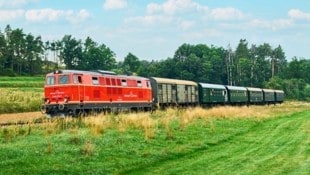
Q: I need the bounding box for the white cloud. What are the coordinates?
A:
[125,15,173,26]
[103,0,127,10]
[66,9,91,24]
[210,7,244,20]
[147,0,208,15]
[0,8,90,24]
[179,20,195,30]
[25,8,90,23]
[77,9,90,20]
[0,9,24,21]
[25,8,64,22]
[126,0,208,26]
[288,9,310,20]
[249,18,293,31]
[0,0,38,8]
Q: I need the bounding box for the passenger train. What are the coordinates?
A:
[41,70,284,117]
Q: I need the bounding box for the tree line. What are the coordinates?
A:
[0,25,309,100]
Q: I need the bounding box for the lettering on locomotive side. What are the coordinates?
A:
[50,90,64,98]
[124,91,138,98]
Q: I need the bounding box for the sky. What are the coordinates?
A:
[0,0,309,61]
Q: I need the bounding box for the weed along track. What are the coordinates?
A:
[0,112,42,125]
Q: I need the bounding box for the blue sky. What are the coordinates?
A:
[0,0,309,61]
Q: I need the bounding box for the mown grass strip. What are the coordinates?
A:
[127,111,309,175]
[0,76,44,88]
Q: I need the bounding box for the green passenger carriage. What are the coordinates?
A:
[198,83,228,105]
[274,90,284,103]
[263,89,275,103]
[247,87,263,103]
[226,86,248,104]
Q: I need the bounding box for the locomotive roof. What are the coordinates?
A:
[150,77,197,86]
[48,70,102,75]
[225,85,247,91]
[47,70,149,80]
[199,83,226,90]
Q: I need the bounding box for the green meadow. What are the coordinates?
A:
[0,103,309,174]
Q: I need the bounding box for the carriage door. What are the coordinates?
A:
[73,74,84,103]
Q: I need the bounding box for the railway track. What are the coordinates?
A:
[0,120,44,128]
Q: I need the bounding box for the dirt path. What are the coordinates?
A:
[0,112,43,124]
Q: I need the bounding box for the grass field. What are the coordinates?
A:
[0,76,44,114]
[0,76,44,88]
[0,88,43,114]
[0,102,309,174]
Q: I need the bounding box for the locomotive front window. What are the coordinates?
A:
[59,75,69,84]
[46,76,55,85]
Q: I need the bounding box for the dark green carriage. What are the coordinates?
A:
[226,86,248,103]
[198,83,227,104]
[274,90,284,103]
[263,89,275,103]
[247,87,263,103]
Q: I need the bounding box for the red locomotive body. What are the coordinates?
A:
[42,70,153,116]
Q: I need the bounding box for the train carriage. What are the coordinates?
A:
[42,70,152,116]
[263,89,276,104]
[274,90,284,103]
[226,85,248,104]
[247,87,264,104]
[149,77,198,108]
[198,83,228,106]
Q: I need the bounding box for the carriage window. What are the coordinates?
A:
[59,75,69,84]
[46,76,55,85]
[137,80,142,87]
[92,77,99,85]
[121,79,127,86]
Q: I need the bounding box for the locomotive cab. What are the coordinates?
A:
[42,70,85,116]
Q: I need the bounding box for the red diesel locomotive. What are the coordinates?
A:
[41,70,153,116]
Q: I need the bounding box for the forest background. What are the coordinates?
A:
[0,25,309,100]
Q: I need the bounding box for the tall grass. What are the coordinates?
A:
[1,101,308,145]
[0,88,43,114]
[0,102,308,174]
[2,101,308,141]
